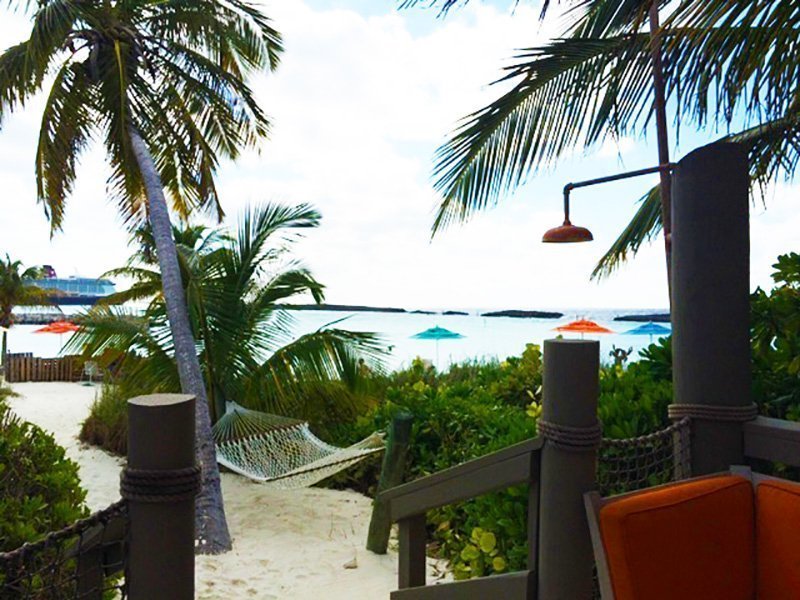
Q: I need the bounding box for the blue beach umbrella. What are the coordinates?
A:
[411,326,465,367]
[624,322,671,342]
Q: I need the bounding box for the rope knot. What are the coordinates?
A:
[538,419,602,451]
[120,465,201,503]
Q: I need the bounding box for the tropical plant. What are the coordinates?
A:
[752,252,800,420]
[68,203,386,425]
[404,0,800,279]
[0,401,88,552]
[0,256,48,379]
[1,0,283,552]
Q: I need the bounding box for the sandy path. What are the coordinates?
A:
[7,382,444,599]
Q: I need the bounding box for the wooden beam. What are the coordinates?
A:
[391,570,534,600]
[744,416,800,467]
[382,438,542,520]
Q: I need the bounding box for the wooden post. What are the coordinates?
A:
[397,514,426,589]
[125,394,197,600]
[537,339,600,600]
[367,413,413,554]
[670,142,754,474]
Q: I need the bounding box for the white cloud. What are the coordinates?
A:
[0,0,795,312]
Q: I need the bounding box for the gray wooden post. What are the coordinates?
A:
[125,394,198,600]
[670,142,755,475]
[537,339,600,600]
[367,413,413,554]
[397,514,426,589]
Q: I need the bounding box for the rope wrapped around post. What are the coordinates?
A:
[538,419,603,452]
[120,466,201,503]
[668,403,758,422]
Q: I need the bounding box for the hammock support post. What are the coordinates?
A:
[367,412,414,554]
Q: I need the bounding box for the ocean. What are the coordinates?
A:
[7,307,669,371]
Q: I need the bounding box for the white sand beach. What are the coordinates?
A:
[7,382,444,599]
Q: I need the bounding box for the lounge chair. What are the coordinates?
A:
[584,466,800,599]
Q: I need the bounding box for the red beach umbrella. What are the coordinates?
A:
[554,319,614,339]
[34,320,80,334]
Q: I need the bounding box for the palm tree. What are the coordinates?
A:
[0,0,283,552]
[404,0,800,279]
[68,203,385,423]
[0,256,49,380]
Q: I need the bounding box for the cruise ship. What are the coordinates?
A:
[34,265,116,305]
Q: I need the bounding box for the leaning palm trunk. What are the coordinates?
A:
[129,128,232,554]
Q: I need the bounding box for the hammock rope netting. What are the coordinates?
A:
[212,402,385,489]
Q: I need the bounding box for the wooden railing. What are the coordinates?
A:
[4,353,83,382]
[380,437,543,600]
[744,416,800,467]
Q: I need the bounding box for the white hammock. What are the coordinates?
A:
[212,402,385,489]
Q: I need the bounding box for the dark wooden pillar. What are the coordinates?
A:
[125,394,197,599]
[670,142,754,474]
[537,339,600,599]
[367,413,413,554]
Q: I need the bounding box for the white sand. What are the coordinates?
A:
[7,382,445,599]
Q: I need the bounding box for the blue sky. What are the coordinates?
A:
[0,0,797,311]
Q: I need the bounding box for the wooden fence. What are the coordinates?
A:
[4,353,83,383]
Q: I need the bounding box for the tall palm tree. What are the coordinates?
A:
[0,256,48,380]
[0,0,283,552]
[68,203,385,422]
[404,0,800,279]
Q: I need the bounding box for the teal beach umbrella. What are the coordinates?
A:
[624,322,671,342]
[411,326,465,367]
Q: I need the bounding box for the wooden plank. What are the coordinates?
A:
[389,451,535,521]
[527,448,540,574]
[398,515,426,589]
[391,570,534,600]
[744,416,800,467]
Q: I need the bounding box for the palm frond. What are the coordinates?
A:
[431,34,651,233]
[242,328,386,414]
[591,184,661,279]
[592,116,800,279]
[35,63,94,231]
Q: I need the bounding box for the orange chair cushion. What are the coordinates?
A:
[599,475,755,600]
[757,478,800,599]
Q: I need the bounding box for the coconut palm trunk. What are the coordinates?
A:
[129,128,232,554]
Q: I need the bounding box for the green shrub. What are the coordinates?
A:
[332,342,681,579]
[752,252,800,420]
[79,383,129,456]
[329,348,542,579]
[0,403,88,551]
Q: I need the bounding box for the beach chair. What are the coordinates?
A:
[81,360,99,386]
[584,467,800,599]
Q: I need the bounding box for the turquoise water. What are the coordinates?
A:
[8,308,669,370]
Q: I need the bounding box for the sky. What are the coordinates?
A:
[0,0,797,311]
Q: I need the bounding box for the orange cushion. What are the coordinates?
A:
[757,479,800,599]
[599,475,755,600]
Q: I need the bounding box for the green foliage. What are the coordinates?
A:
[69,204,386,424]
[0,0,283,232]
[599,347,673,439]
[334,343,677,579]
[0,255,48,329]
[752,252,800,420]
[78,376,152,456]
[0,402,87,551]
[330,349,542,577]
[419,0,800,280]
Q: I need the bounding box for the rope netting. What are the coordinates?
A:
[592,417,693,599]
[0,501,128,599]
[214,402,385,489]
[598,417,693,496]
